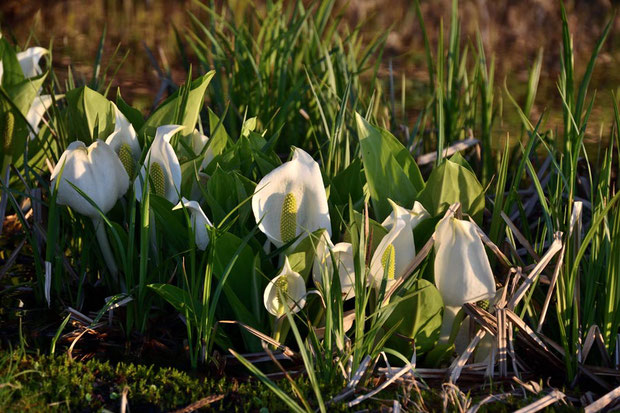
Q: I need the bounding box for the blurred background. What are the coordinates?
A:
[1,0,619,129]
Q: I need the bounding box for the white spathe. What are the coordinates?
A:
[135,124,184,204]
[382,200,430,231]
[0,46,53,139]
[312,233,356,299]
[369,201,416,289]
[51,140,129,218]
[25,94,54,139]
[190,129,215,171]
[263,256,307,317]
[50,139,129,277]
[433,211,496,342]
[106,103,141,160]
[173,197,213,250]
[252,147,331,247]
[16,46,47,78]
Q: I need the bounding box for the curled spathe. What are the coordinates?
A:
[135,124,184,204]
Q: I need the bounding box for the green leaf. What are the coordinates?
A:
[416,156,485,222]
[345,210,388,255]
[140,71,214,139]
[329,158,364,206]
[116,90,144,131]
[205,167,255,225]
[207,107,231,157]
[3,74,46,116]
[212,232,261,323]
[384,279,443,357]
[286,229,326,282]
[1,74,47,162]
[355,113,424,221]
[0,39,25,85]
[66,86,115,142]
[241,116,257,137]
[150,194,187,251]
[148,283,199,324]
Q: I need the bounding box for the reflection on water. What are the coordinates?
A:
[1,0,206,110]
[1,0,620,151]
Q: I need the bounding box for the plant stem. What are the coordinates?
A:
[93,218,118,279]
[438,305,460,344]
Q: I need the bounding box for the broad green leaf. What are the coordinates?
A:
[3,74,46,116]
[246,131,281,175]
[329,158,364,206]
[0,39,25,85]
[241,116,257,137]
[148,283,199,324]
[448,152,474,173]
[205,167,255,226]
[116,91,144,131]
[345,210,388,255]
[212,232,262,329]
[1,74,47,163]
[150,194,187,251]
[384,279,443,356]
[207,107,231,157]
[355,113,424,221]
[140,71,214,139]
[66,86,115,142]
[286,229,326,282]
[416,156,485,222]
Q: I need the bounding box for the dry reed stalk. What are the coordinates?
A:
[449,329,486,383]
[513,389,566,413]
[347,360,414,407]
[508,232,562,309]
[218,319,297,358]
[416,138,480,165]
[171,394,225,413]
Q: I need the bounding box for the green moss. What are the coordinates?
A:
[0,349,579,412]
[0,350,363,412]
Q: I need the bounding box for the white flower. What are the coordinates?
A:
[190,129,215,171]
[25,94,54,139]
[252,147,331,248]
[0,46,53,139]
[368,202,416,289]
[106,104,141,177]
[433,209,496,342]
[264,256,306,316]
[312,234,356,299]
[382,200,430,231]
[51,140,129,218]
[51,139,129,277]
[173,197,213,250]
[16,46,47,78]
[135,125,184,204]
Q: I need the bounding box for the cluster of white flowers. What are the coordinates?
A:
[51,117,215,275]
[252,148,496,337]
[28,33,495,337]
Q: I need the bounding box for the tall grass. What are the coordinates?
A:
[185,0,386,180]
